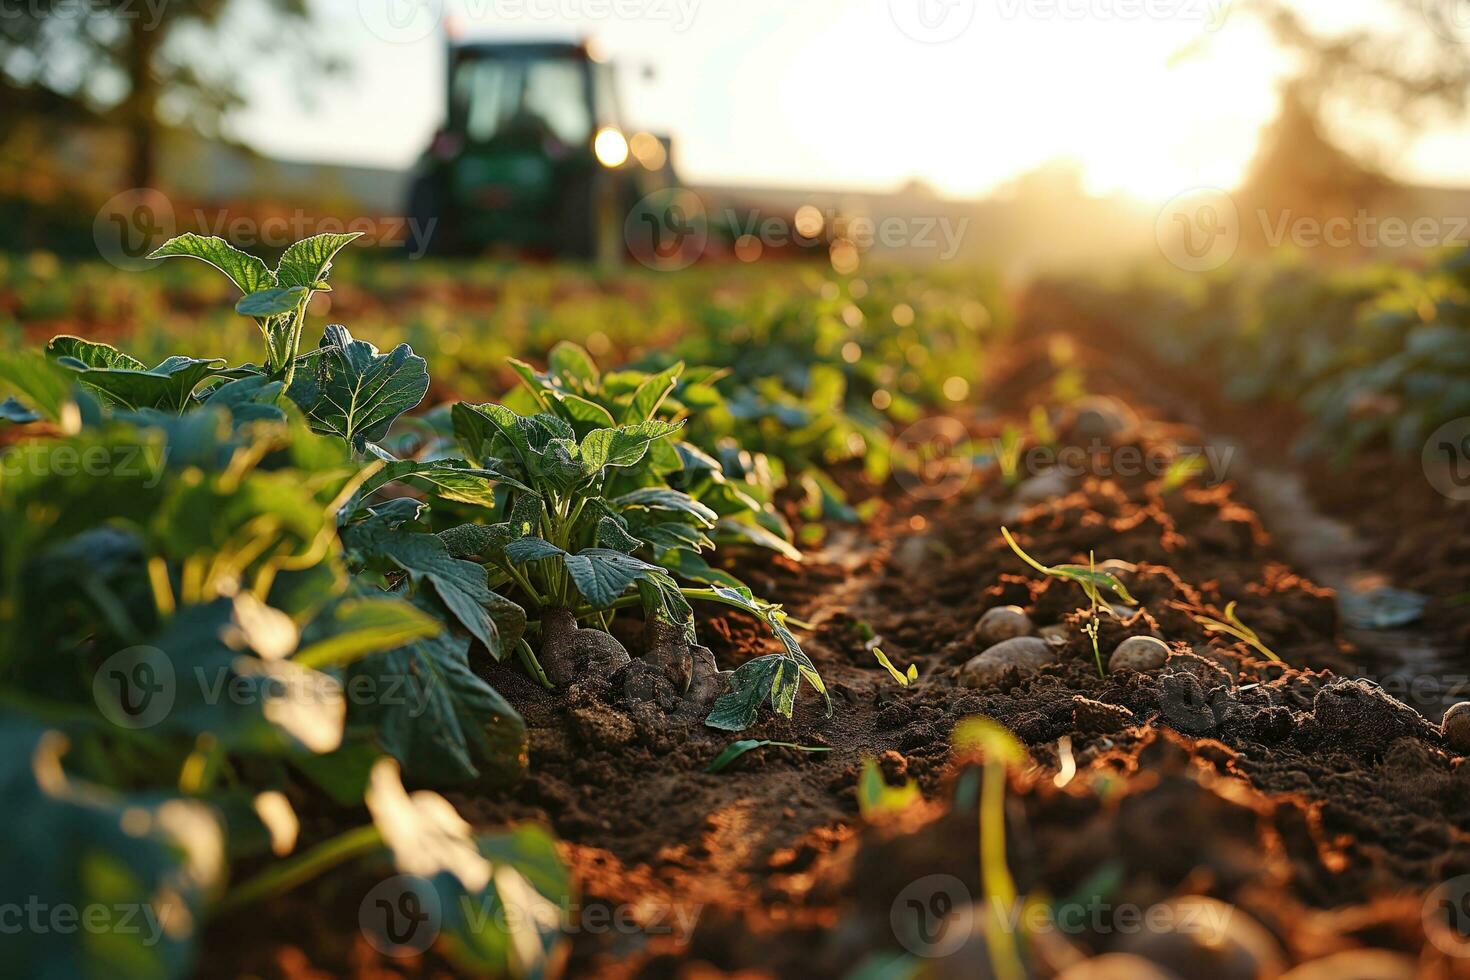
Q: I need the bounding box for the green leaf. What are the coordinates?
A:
[561,548,665,609]
[274,232,363,290]
[504,537,566,564]
[345,524,525,660]
[714,518,802,561]
[350,631,528,786]
[0,396,40,423]
[3,719,225,980]
[857,756,922,819]
[579,419,684,474]
[614,486,717,526]
[705,738,831,773]
[623,362,682,423]
[47,335,146,371]
[235,286,308,318]
[288,325,429,452]
[293,597,442,670]
[705,655,782,731]
[354,450,499,511]
[148,233,275,295]
[0,352,90,426]
[547,340,600,391]
[200,375,286,424]
[364,761,566,972]
[1000,527,1137,606]
[59,355,230,413]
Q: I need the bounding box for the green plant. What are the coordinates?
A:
[0,234,568,977]
[1194,601,1281,662]
[445,390,830,729]
[953,716,1028,980]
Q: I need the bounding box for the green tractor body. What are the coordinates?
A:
[407,39,671,260]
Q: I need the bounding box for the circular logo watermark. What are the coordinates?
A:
[94,189,175,271]
[625,189,708,271]
[360,875,443,957]
[1156,187,1239,272]
[893,417,974,500]
[358,0,444,44]
[1423,417,1470,501]
[1423,0,1470,43]
[93,646,176,730]
[890,874,974,958]
[1424,875,1470,957]
[888,0,976,43]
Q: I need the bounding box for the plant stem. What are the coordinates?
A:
[980,759,1024,980]
[213,824,382,916]
[517,637,553,689]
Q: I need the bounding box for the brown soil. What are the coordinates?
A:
[202,287,1470,980]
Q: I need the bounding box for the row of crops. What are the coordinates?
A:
[1053,249,1470,462]
[0,236,1005,977]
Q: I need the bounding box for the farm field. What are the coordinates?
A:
[4,237,1470,980]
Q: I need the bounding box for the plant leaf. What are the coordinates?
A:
[705,738,832,773]
[275,232,363,290]
[350,631,528,786]
[148,233,275,295]
[236,286,308,318]
[288,325,429,452]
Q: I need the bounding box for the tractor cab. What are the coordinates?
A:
[407,39,672,260]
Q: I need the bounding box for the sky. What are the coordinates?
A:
[230,0,1470,202]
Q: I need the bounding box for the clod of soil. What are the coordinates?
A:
[1108,635,1171,673]
[958,635,1057,687]
[975,605,1034,646]
[539,608,632,685]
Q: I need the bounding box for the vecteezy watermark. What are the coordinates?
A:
[94,189,177,272]
[360,876,442,957]
[93,647,178,730]
[888,0,977,43]
[0,443,167,483]
[1158,189,1470,272]
[891,419,1236,502]
[889,875,1236,956]
[0,0,170,30]
[91,646,440,730]
[1423,417,1470,501]
[1422,0,1470,45]
[358,875,702,958]
[94,192,440,267]
[625,192,968,271]
[358,0,699,43]
[1156,188,1240,273]
[625,189,709,271]
[0,897,179,946]
[1424,875,1470,957]
[995,0,1229,30]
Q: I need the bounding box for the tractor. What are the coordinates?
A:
[405,38,674,261]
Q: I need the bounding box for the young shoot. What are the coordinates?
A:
[1194,601,1280,662]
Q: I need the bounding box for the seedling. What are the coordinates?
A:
[856,756,922,819]
[1081,551,1104,678]
[953,716,1028,980]
[705,739,832,773]
[1194,601,1280,662]
[857,621,918,685]
[1000,527,1137,608]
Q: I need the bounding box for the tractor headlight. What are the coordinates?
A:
[593,127,629,168]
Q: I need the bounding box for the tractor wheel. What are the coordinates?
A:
[406,174,461,257]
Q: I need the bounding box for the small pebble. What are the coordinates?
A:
[959,636,1056,688]
[1443,701,1470,753]
[977,605,1033,646]
[1109,635,1170,673]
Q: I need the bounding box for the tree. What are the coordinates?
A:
[0,0,342,188]
[1237,0,1470,209]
